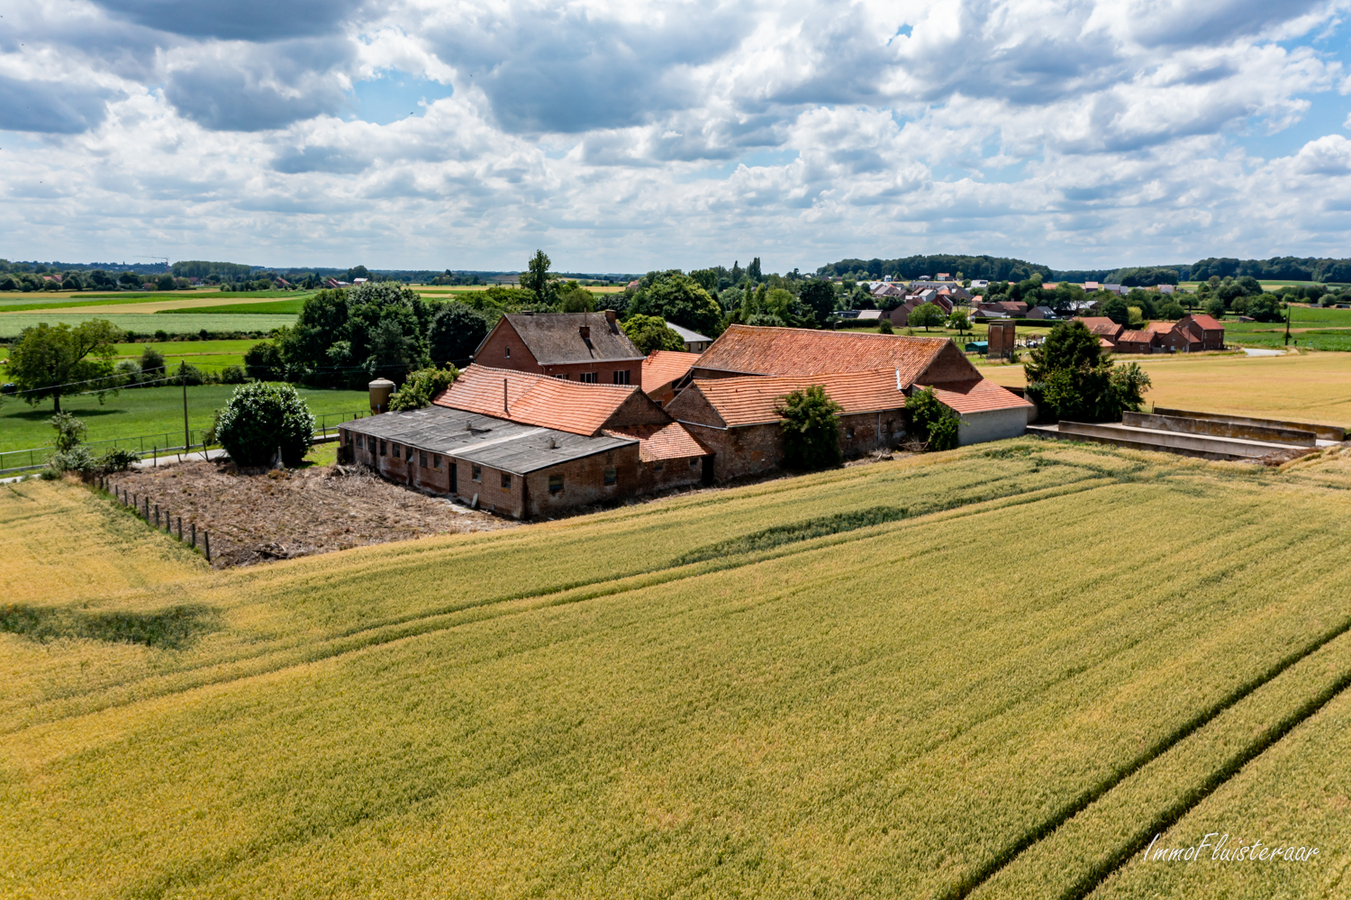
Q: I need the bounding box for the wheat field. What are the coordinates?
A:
[3,444,1350,899]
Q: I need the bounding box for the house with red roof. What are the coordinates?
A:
[1177,313,1225,350]
[338,365,710,518]
[669,326,1032,479]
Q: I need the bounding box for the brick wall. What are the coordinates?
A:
[475,320,540,373]
[916,341,981,383]
[523,445,641,517]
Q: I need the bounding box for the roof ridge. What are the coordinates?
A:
[469,364,639,393]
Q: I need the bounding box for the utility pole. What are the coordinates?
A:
[181,361,190,450]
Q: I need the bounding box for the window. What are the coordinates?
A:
[604,466,617,486]
[501,472,511,489]
[379,440,386,456]
[472,465,482,482]
[420,451,428,468]
[579,372,598,384]
[504,346,510,358]
[689,458,698,468]
[433,455,441,470]
[845,427,855,440]
[392,444,400,459]
[613,370,631,385]
[654,460,665,473]
[549,474,564,493]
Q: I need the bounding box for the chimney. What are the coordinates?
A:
[604,309,617,327]
[503,378,509,414]
[578,325,591,340]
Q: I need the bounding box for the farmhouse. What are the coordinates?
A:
[473,310,646,385]
[672,326,1031,478]
[339,366,709,518]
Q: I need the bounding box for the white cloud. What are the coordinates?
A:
[0,0,1349,270]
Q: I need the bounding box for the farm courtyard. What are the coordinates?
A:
[3,440,1350,899]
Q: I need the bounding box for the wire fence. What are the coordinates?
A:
[0,411,368,475]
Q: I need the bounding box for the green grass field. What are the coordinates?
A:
[0,384,367,457]
[3,442,1351,897]
[157,298,309,315]
[0,313,295,338]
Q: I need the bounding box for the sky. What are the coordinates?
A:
[2,0,1351,274]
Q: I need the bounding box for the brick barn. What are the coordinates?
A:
[338,366,709,518]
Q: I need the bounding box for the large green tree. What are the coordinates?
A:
[280,283,430,388]
[8,319,122,412]
[798,280,836,326]
[621,315,685,354]
[628,272,723,337]
[520,250,559,306]
[908,303,945,331]
[1024,321,1150,422]
[428,303,489,366]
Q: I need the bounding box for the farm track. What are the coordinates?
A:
[0,466,1123,736]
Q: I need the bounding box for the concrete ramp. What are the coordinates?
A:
[1028,421,1305,461]
[1152,407,1344,443]
[1121,412,1316,447]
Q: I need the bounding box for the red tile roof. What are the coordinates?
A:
[693,324,954,385]
[1145,321,1178,334]
[689,369,908,427]
[603,422,709,461]
[641,350,701,394]
[1185,313,1224,330]
[1077,317,1122,336]
[434,365,637,436]
[1118,330,1152,343]
[919,380,1033,415]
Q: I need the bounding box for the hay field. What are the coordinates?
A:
[983,351,1351,425]
[4,443,1351,898]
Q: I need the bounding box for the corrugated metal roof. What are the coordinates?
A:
[500,312,644,365]
[919,380,1034,415]
[693,324,952,383]
[689,369,908,427]
[341,406,634,474]
[434,365,637,436]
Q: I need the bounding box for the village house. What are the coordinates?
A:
[1177,313,1225,351]
[640,350,701,406]
[339,366,711,518]
[474,310,646,385]
[666,321,712,353]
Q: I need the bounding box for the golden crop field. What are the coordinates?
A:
[983,351,1351,426]
[3,443,1351,899]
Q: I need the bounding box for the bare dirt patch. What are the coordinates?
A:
[108,461,516,567]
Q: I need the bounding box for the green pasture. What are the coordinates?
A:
[0,383,367,455]
[0,313,295,339]
[157,298,308,315]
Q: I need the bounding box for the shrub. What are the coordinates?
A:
[777,385,843,470]
[243,340,285,381]
[621,314,685,354]
[878,319,895,334]
[215,382,315,468]
[388,367,459,411]
[97,447,141,474]
[219,364,247,384]
[905,388,960,451]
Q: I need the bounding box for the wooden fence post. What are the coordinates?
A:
[177,517,182,541]
[190,523,197,548]
[203,531,211,562]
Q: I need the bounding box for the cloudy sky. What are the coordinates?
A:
[2,0,1350,273]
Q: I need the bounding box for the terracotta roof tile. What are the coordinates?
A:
[918,380,1034,415]
[434,365,637,436]
[641,350,701,394]
[693,324,952,384]
[1185,313,1224,330]
[690,369,908,427]
[603,422,710,461]
[1118,330,1152,342]
[1145,321,1178,333]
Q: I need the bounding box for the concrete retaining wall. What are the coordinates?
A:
[1153,407,1344,442]
[1122,412,1315,447]
[1030,421,1296,460]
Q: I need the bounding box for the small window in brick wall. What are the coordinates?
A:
[392,444,400,459]
[654,460,665,473]
[580,372,598,384]
[604,466,617,486]
[505,346,511,358]
[501,472,511,489]
[845,426,855,440]
[613,370,631,385]
[549,474,564,493]
[472,465,482,482]
[420,451,428,468]
[380,440,387,456]
[689,458,698,469]
[433,455,441,470]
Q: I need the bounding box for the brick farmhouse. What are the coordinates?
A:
[474,309,645,384]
